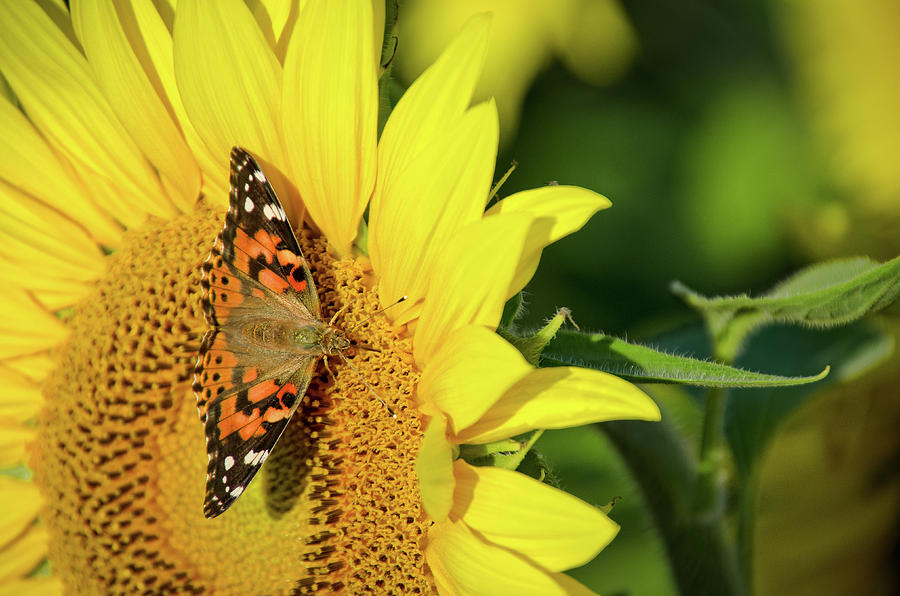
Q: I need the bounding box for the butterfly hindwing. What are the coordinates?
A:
[194,146,328,518]
[200,354,317,518]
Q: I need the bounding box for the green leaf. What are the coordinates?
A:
[725,319,894,478]
[672,255,900,361]
[542,330,828,388]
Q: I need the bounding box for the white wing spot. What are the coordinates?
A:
[243,196,254,212]
[244,182,250,192]
[230,486,244,498]
[224,456,235,470]
[262,204,276,221]
[244,449,269,466]
[221,475,228,484]
[253,170,266,183]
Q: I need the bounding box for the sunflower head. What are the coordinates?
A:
[3,2,659,594]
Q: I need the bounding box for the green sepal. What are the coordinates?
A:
[672,255,900,361]
[377,1,400,138]
[353,216,369,255]
[457,430,544,472]
[599,496,622,515]
[543,330,828,388]
[28,557,52,579]
[514,448,558,486]
[498,291,526,332]
[457,439,522,466]
[505,307,577,367]
[0,463,33,481]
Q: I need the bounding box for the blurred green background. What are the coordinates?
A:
[396,1,900,594]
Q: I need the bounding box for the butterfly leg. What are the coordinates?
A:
[321,354,335,381]
[327,301,353,327]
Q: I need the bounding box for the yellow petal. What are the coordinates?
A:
[372,99,499,322]
[0,525,48,584]
[371,0,385,66]
[173,0,285,174]
[0,578,63,596]
[414,214,532,366]
[451,461,619,572]
[0,181,105,273]
[0,478,42,546]
[0,280,90,313]
[376,14,489,196]
[72,0,201,211]
[414,214,531,369]
[252,0,295,46]
[415,415,455,523]
[0,423,33,467]
[426,520,572,596]
[371,14,492,311]
[419,326,532,434]
[0,365,43,422]
[0,182,104,309]
[39,0,79,49]
[486,185,611,296]
[283,0,378,256]
[0,1,174,226]
[1,354,55,384]
[0,290,68,360]
[0,70,13,102]
[129,0,228,200]
[458,366,660,444]
[552,572,599,595]
[0,97,121,247]
[251,0,302,62]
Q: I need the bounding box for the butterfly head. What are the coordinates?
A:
[319,325,350,355]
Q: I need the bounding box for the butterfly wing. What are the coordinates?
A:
[198,334,317,518]
[194,147,323,518]
[219,147,319,316]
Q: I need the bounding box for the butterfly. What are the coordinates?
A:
[193,146,354,518]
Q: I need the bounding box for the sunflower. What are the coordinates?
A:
[0,1,659,594]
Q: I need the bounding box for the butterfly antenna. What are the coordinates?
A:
[336,351,397,419]
[347,295,408,332]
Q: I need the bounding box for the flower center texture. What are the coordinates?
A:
[31,203,434,594]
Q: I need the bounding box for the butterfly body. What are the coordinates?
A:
[237,316,346,356]
[193,146,338,518]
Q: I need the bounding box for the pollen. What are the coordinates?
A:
[30,203,434,594]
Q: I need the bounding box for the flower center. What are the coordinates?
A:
[31,203,434,594]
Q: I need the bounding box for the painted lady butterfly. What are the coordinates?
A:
[193,147,353,518]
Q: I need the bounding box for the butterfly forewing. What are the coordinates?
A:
[222,148,320,316]
[194,147,326,518]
